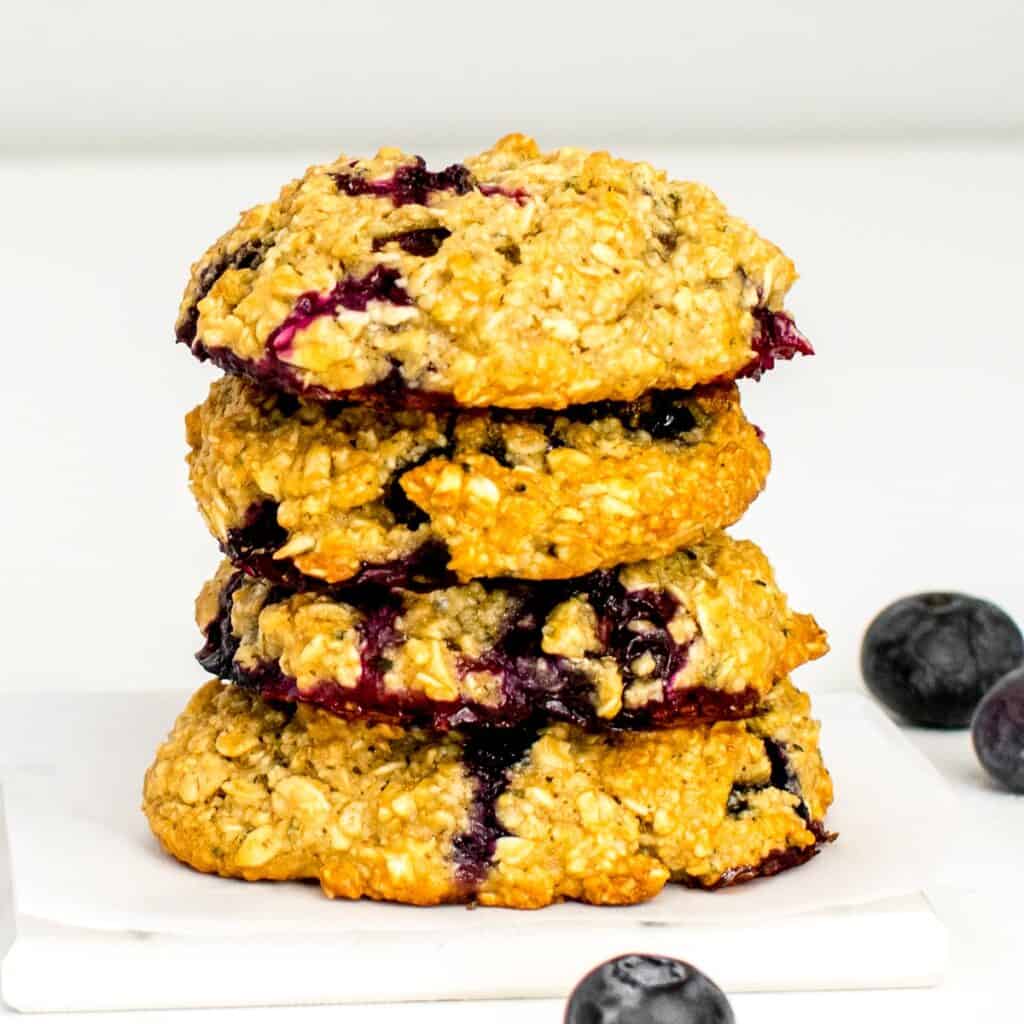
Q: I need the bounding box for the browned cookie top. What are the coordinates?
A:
[177,134,810,409]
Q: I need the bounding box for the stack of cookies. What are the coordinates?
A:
[144,135,834,908]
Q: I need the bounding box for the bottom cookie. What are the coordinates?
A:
[143,679,833,908]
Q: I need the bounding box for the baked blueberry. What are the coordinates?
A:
[861,593,1023,727]
[564,954,734,1024]
[195,532,827,732]
[742,308,814,380]
[372,226,452,256]
[972,667,1024,792]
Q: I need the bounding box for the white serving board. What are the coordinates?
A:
[2,896,945,1013]
[0,691,952,1012]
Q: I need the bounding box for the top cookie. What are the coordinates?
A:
[176,134,811,409]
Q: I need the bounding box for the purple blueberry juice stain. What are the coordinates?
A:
[222,500,454,592]
[204,557,762,732]
[333,158,475,206]
[543,390,699,442]
[186,291,441,408]
[382,442,456,530]
[196,571,289,679]
[176,238,268,347]
[478,434,515,469]
[451,724,540,886]
[222,499,288,572]
[196,572,248,678]
[226,586,494,732]
[354,602,405,691]
[764,737,811,822]
[241,658,758,733]
[478,182,530,204]
[332,158,529,207]
[179,161,525,358]
[372,227,452,257]
[726,737,815,825]
[741,309,814,381]
[482,390,702,460]
[227,351,447,409]
[348,542,456,590]
[689,831,832,890]
[267,266,412,357]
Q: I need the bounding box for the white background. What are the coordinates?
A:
[2,1,1023,152]
[1,2,1023,1020]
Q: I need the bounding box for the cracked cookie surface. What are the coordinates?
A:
[195,532,827,730]
[143,678,832,907]
[187,376,770,585]
[176,134,810,409]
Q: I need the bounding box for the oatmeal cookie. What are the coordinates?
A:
[187,376,770,585]
[143,678,832,907]
[176,134,811,409]
[196,533,827,730]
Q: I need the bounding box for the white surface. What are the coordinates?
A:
[1,143,1023,697]
[2,1,1022,151]
[2,898,946,1013]
[0,692,953,939]
[1,690,951,1011]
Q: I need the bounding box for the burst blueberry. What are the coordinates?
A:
[332,158,477,206]
[741,309,813,380]
[267,267,412,356]
[372,227,452,256]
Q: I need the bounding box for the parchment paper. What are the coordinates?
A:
[2,691,955,937]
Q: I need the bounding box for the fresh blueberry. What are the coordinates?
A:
[565,954,734,1024]
[972,667,1024,793]
[861,593,1023,728]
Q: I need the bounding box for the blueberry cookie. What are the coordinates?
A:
[187,377,769,586]
[196,532,827,730]
[176,134,811,409]
[143,677,832,907]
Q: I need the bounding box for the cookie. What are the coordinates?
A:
[195,532,827,730]
[143,677,833,907]
[175,134,811,409]
[187,376,770,585]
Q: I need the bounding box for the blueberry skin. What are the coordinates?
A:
[972,668,1024,793]
[565,954,734,1024]
[861,593,1023,728]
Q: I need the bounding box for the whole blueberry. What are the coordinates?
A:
[861,593,1023,728]
[972,668,1024,793]
[564,954,734,1024]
